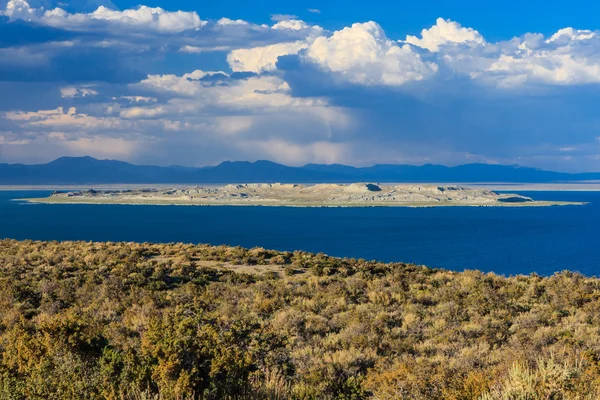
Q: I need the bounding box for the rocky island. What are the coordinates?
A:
[25,183,583,207]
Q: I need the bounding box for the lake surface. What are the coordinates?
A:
[1,190,599,276]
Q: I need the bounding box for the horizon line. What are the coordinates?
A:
[1,155,574,173]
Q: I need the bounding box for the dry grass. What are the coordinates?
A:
[0,239,599,399]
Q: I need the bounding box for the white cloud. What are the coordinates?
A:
[140,73,327,109]
[224,17,600,89]
[405,18,485,52]
[227,41,309,73]
[1,0,36,19]
[7,1,600,92]
[216,17,249,26]
[546,28,596,44]
[43,7,67,18]
[179,45,203,54]
[483,53,600,86]
[210,76,324,108]
[5,10,600,169]
[119,96,157,103]
[120,106,167,119]
[225,18,324,73]
[468,27,600,86]
[138,71,327,110]
[139,70,223,96]
[3,69,354,164]
[44,5,206,33]
[4,107,132,130]
[399,19,600,88]
[2,1,205,33]
[271,14,298,22]
[305,22,438,86]
[178,45,229,54]
[5,71,343,159]
[0,1,328,80]
[308,8,321,14]
[60,86,99,98]
[272,19,310,31]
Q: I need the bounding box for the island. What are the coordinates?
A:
[25,183,584,207]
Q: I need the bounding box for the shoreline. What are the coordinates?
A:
[20,198,587,208]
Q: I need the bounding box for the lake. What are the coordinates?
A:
[1,190,599,276]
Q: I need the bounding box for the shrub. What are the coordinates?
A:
[1,239,600,399]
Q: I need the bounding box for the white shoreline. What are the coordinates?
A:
[19,198,587,208]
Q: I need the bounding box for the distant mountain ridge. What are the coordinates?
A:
[1,156,599,184]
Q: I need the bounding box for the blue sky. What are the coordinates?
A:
[115,0,600,42]
[1,0,600,171]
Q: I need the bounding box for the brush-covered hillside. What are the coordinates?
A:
[0,240,599,399]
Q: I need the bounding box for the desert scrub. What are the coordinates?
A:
[0,239,600,399]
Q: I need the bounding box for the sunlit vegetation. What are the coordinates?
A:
[0,239,599,399]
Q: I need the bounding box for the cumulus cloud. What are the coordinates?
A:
[1,0,36,19]
[547,28,596,43]
[138,71,330,110]
[7,2,599,90]
[225,18,324,73]
[272,19,311,31]
[482,53,600,86]
[305,22,438,86]
[1,1,206,33]
[3,8,600,170]
[405,18,485,52]
[119,106,167,119]
[137,70,222,96]
[400,19,600,88]
[228,41,309,73]
[438,27,600,87]
[81,6,205,33]
[0,1,329,87]
[216,17,249,26]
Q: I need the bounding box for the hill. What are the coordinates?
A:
[1,156,599,184]
[0,239,599,399]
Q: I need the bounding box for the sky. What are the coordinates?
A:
[1,0,600,171]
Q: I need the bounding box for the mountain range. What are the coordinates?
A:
[1,156,599,185]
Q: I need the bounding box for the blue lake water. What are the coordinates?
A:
[1,190,599,276]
